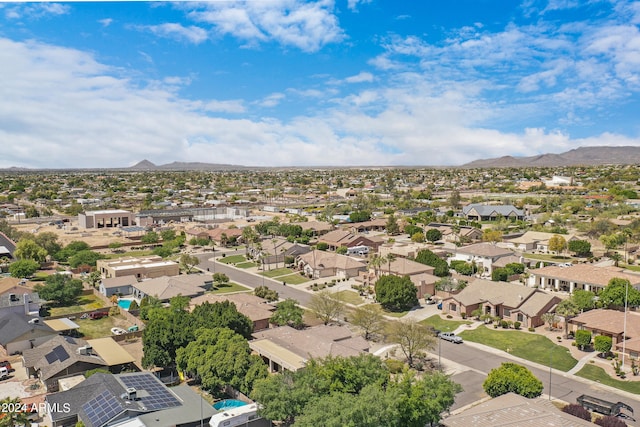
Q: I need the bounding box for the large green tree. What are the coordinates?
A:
[571,289,596,312]
[8,259,39,278]
[414,249,449,276]
[34,231,62,257]
[270,299,304,329]
[375,275,418,312]
[55,241,90,262]
[598,278,640,308]
[190,301,253,339]
[568,239,591,256]
[68,250,103,268]
[483,362,543,398]
[34,273,83,306]
[13,239,47,262]
[176,327,267,395]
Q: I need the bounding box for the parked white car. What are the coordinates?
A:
[438,332,463,344]
[111,327,127,336]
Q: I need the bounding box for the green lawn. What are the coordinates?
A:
[75,316,121,339]
[210,282,251,294]
[576,364,640,394]
[459,325,578,372]
[235,261,258,269]
[334,290,365,305]
[522,253,573,262]
[261,267,295,278]
[218,255,247,264]
[278,273,310,285]
[48,295,106,317]
[420,315,471,333]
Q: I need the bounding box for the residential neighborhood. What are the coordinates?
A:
[1,164,640,426]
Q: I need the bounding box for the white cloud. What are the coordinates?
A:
[140,23,209,44]
[344,71,374,84]
[98,18,113,27]
[4,2,70,20]
[258,92,286,107]
[347,0,372,12]
[183,0,344,52]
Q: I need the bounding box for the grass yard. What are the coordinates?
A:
[235,261,258,269]
[48,294,106,317]
[523,253,573,263]
[420,315,471,333]
[279,273,310,285]
[576,364,640,394]
[459,325,578,372]
[261,267,295,278]
[334,290,365,306]
[218,255,247,264]
[75,316,121,339]
[210,282,251,294]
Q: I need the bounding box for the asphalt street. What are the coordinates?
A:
[195,250,640,424]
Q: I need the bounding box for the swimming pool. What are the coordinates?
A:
[117,298,135,310]
[213,399,248,410]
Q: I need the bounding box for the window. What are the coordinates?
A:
[517,314,523,322]
[503,309,510,316]
[449,303,457,312]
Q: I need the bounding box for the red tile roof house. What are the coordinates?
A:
[441,279,561,328]
[448,243,518,276]
[189,293,275,332]
[527,264,640,293]
[569,309,640,360]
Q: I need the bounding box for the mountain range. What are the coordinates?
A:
[2,146,640,171]
[460,146,640,168]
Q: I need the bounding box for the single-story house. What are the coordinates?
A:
[441,279,560,328]
[425,223,483,244]
[289,221,334,236]
[99,275,138,297]
[22,335,136,392]
[359,258,438,299]
[527,264,640,293]
[347,218,387,233]
[0,312,58,354]
[189,293,275,332]
[250,325,369,373]
[250,238,311,270]
[296,251,366,279]
[45,372,218,427]
[317,230,383,252]
[0,279,41,316]
[442,393,593,427]
[449,243,518,276]
[131,274,212,302]
[461,203,525,221]
[569,309,640,360]
[504,231,580,253]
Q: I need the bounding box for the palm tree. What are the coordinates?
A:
[368,254,384,278]
[385,253,397,275]
[555,299,580,338]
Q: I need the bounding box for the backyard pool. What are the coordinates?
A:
[213,400,248,410]
[117,298,135,310]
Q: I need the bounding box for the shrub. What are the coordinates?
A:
[513,321,521,330]
[575,330,592,350]
[595,416,627,427]
[384,359,405,374]
[500,320,509,329]
[461,312,467,319]
[447,315,453,319]
[562,403,591,421]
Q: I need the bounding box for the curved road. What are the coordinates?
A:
[196,250,640,424]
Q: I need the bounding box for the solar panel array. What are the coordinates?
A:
[119,374,181,411]
[45,345,70,364]
[82,390,123,427]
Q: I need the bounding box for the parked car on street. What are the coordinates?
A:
[438,332,463,343]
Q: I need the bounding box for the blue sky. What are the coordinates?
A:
[1,0,640,168]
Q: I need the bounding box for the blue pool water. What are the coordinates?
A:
[117,298,133,310]
[213,400,248,410]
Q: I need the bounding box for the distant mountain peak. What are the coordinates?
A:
[130,159,157,170]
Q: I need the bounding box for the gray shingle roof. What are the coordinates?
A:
[462,203,524,217]
[0,312,55,346]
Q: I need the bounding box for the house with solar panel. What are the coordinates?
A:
[22,335,136,392]
[45,372,220,427]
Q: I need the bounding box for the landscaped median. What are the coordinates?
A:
[458,325,578,371]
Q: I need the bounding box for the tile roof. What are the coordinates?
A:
[133,275,208,301]
[189,293,274,322]
[530,264,640,287]
[297,251,366,271]
[571,309,640,338]
[455,243,514,258]
[101,275,138,290]
[449,279,538,308]
[462,203,524,217]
